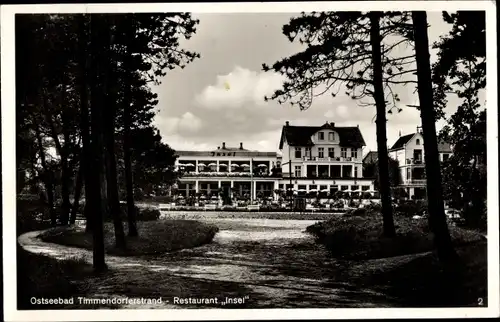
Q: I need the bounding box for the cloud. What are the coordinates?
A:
[155,112,202,136]
[195,66,286,109]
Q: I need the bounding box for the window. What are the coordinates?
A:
[294,147,302,159]
[351,185,359,191]
[407,168,411,180]
[328,132,334,141]
[354,167,358,178]
[341,185,349,191]
[318,132,325,140]
[278,184,284,189]
[286,184,294,190]
[294,166,302,177]
[416,139,421,145]
[320,185,328,191]
[298,185,307,190]
[305,147,312,159]
[362,185,370,191]
[442,153,450,161]
[351,149,358,158]
[318,147,324,158]
[328,147,335,158]
[341,148,348,158]
[309,185,317,190]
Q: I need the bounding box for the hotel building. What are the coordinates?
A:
[175,121,376,201]
[389,127,452,199]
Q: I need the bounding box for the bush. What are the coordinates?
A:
[395,200,427,218]
[137,208,161,221]
[306,208,484,260]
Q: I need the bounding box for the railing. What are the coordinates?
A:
[406,158,424,165]
[302,156,356,162]
[180,172,278,178]
[407,179,426,184]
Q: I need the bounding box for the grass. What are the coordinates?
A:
[364,241,488,307]
[306,208,485,260]
[16,244,107,310]
[38,220,219,256]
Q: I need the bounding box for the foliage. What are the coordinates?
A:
[433,11,486,230]
[306,209,484,260]
[262,11,415,111]
[39,220,219,256]
[16,13,199,230]
[364,156,400,188]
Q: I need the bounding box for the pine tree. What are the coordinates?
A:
[263,11,416,237]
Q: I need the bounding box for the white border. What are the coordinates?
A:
[2,2,499,321]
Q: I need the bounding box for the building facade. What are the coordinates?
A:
[175,142,279,200]
[278,121,375,197]
[174,121,376,201]
[389,128,452,199]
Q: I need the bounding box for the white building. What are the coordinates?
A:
[175,142,279,200]
[388,128,452,199]
[277,121,375,196]
[174,121,376,201]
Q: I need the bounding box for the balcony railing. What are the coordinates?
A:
[406,179,426,184]
[302,156,356,162]
[180,172,278,178]
[406,158,424,165]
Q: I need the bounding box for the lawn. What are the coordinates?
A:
[363,241,488,307]
[16,244,111,310]
[38,220,219,256]
[306,208,485,260]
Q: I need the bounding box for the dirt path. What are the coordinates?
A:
[18,218,408,309]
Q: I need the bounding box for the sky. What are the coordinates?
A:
[150,12,469,155]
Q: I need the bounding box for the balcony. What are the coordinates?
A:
[180,172,278,178]
[406,158,424,165]
[405,179,426,185]
[302,156,356,162]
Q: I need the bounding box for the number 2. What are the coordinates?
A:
[478,298,484,306]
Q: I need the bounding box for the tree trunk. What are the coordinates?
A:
[59,151,71,225]
[34,124,57,226]
[89,13,107,272]
[123,20,139,237]
[412,11,456,262]
[69,160,83,225]
[369,11,396,237]
[78,14,93,233]
[102,17,127,248]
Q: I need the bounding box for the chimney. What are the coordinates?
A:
[357,124,359,128]
[222,142,226,149]
[399,130,402,137]
[217,146,220,150]
[330,122,335,127]
[285,121,290,126]
[239,142,244,150]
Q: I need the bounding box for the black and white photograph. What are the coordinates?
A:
[2,1,499,320]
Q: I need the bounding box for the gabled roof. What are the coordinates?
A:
[389,133,415,151]
[390,132,453,152]
[279,123,366,149]
[363,151,378,164]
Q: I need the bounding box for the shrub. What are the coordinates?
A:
[395,200,427,218]
[306,208,483,260]
[136,208,161,221]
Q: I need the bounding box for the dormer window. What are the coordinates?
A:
[318,132,325,140]
[416,139,421,145]
[328,132,334,141]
